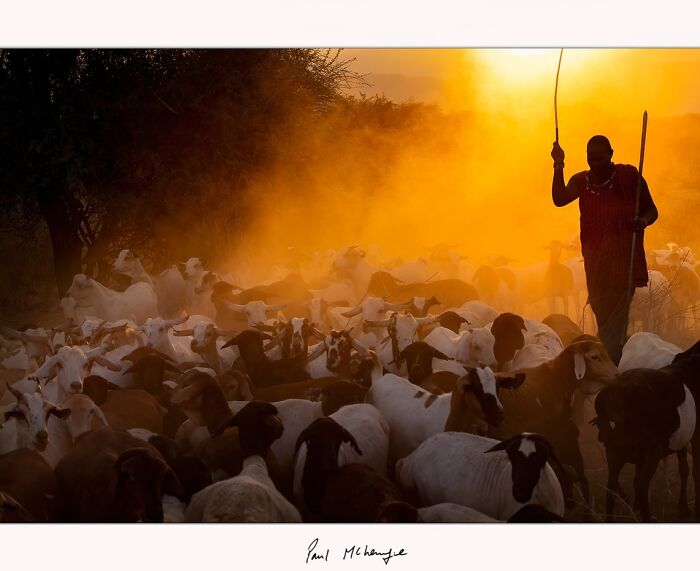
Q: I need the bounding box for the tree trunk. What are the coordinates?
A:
[36,187,84,297]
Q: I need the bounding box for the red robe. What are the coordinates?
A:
[572,163,649,297]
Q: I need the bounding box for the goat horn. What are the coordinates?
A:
[172,328,194,337]
[305,342,326,364]
[164,316,189,327]
[221,300,247,312]
[0,326,22,340]
[7,383,22,400]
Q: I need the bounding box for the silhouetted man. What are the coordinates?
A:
[551,135,658,364]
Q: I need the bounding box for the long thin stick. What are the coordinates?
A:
[554,48,563,143]
[622,110,649,344]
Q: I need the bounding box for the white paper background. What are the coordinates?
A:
[2,1,699,568]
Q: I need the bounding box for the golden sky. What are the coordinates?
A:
[236,49,700,278]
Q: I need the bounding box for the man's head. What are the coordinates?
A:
[587,135,614,178]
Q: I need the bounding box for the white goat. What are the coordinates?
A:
[112,249,187,319]
[423,326,497,368]
[366,368,512,461]
[618,332,682,372]
[293,403,390,504]
[66,274,158,325]
[396,432,565,520]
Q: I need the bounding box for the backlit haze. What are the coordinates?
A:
[231,49,700,283]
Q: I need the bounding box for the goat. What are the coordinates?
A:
[592,358,697,522]
[185,401,302,522]
[54,427,184,522]
[295,417,417,522]
[366,367,524,461]
[396,432,565,520]
[66,273,158,325]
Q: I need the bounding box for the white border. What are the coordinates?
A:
[0,0,699,47]
[3,2,700,570]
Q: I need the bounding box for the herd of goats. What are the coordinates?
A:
[0,241,699,523]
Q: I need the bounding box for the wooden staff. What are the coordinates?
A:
[554,48,563,143]
[622,110,649,344]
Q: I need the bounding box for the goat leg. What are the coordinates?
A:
[678,448,690,517]
[605,449,625,522]
[634,452,659,523]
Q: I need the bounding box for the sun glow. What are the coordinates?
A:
[475,49,601,86]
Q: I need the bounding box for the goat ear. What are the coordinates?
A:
[115,448,151,478]
[430,346,450,360]
[4,408,23,422]
[163,468,187,502]
[342,428,363,456]
[212,416,237,437]
[122,364,139,375]
[294,428,310,454]
[496,372,526,390]
[484,436,517,454]
[49,407,71,420]
[221,334,240,348]
[573,351,586,380]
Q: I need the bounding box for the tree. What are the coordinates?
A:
[0,49,363,296]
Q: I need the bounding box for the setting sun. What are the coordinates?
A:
[474,48,601,87]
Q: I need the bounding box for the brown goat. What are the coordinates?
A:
[54,428,184,522]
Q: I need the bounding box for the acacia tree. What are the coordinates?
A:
[0,49,362,296]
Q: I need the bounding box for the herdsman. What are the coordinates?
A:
[551,136,658,365]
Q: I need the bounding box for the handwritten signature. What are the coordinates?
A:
[307,538,408,566]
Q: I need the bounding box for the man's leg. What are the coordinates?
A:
[590,288,629,365]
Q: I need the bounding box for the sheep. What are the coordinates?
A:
[592,358,697,522]
[396,432,565,520]
[417,502,565,523]
[366,367,524,461]
[170,369,237,452]
[41,393,110,467]
[0,448,56,521]
[112,249,187,319]
[0,491,36,522]
[422,325,497,369]
[220,299,287,328]
[172,321,238,374]
[365,312,437,375]
[294,417,417,522]
[138,315,198,363]
[0,383,71,455]
[328,296,409,346]
[542,313,584,347]
[0,325,52,373]
[403,295,440,317]
[618,332,681,373]
[221,329,309,388]
[88,381,167,434]
[305,298,350,333]
[66,273,159,325]
[497,340,618,428]
[490,312,527,370]
[119,347,183,395]
[435,310,471,334]
[24,344,120,404]
[293,403,390,506]
[185,401,302,522]
[304,329,362,379]
[54,427,185,522]
[498,318,564,371]
[332,245,433,303]
[397,341,451,386]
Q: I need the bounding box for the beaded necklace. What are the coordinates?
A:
[585,163,617,195]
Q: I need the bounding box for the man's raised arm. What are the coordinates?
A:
[551,141,579,207]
